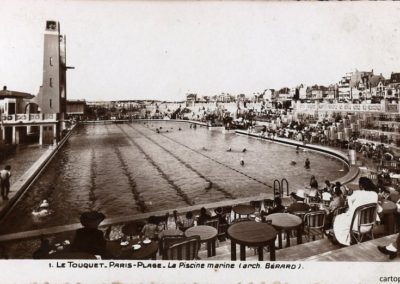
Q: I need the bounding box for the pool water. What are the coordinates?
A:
[0,121,347,234]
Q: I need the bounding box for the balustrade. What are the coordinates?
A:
[1,113,57,123]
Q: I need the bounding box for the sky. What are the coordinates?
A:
[0,1,400,102]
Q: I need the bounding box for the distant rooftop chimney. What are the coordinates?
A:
[3,86,6,91]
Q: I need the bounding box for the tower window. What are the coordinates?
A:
[50,99,52,108]
[50,57,53,66]
[49,78,53,87]
[46,21,57,31]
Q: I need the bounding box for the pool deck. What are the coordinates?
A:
[302,234,399,262]
[0,120,374,244]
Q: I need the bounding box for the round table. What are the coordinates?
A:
[185,225,218,257]
[227,221,277,261]
[265,213,303,249]
[381,200,397,234]
[106,239,158,260]
[233,204,255,219]
[158,228,183,239]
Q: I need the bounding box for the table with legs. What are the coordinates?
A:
[265,213,303,249]
[227,221,277,261]
[185,225,218,257]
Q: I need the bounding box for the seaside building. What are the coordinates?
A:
[0,20,73,145]
[66,100,86,120]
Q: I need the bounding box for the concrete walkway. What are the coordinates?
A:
[0,145,48,209]
[0,125,76,220]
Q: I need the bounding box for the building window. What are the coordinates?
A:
[49,78,53,87]
[50,99,52,108]
[50,57,53,66]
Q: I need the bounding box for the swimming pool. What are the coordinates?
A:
[0,121,347,234]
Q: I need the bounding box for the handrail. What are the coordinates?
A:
[281,178,289,196]
[273,179,281,197]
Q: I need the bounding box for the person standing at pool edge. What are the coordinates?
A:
[0,165,11,200]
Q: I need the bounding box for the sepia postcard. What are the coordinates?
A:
[1,0,400,283]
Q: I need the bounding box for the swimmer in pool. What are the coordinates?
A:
[305,158,310,169]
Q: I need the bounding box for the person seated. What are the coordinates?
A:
[288,190,310,215]
[141,216,161,240]
[290,189,306,203]
[378,233,400,259]
[324,188,345,230]
[166,210,179,230]
[177,211,195,231]
[310,176,319,189]
[377,169,392,191]
[71,211,107,257]
[322,191,332,205]
[323,180,333,194]
[265,197,285,215]
[32,238,51,259]
[214,207,228,225]
[331,177,378,246]
[333,181,346,196]
[197,207,212,225]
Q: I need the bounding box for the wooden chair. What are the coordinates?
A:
[287,202,310,220]
[332,206,347,223]
[303,211,326,241]
[204,218,219,230]
[178,224,194,233]
[160,235,186,259]
[349,203,378,244]
[217,223,229,242]
[163,236,201,260]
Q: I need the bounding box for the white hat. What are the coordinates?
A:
[296,189,305,199]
